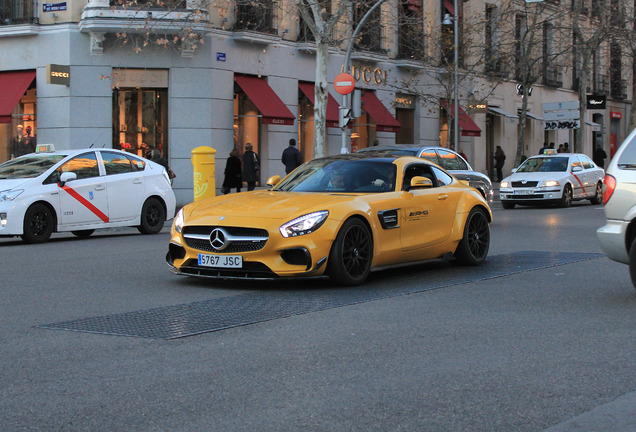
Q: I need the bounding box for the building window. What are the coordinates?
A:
[110,0,186,7]
[0,0,38,25]
[398,0,425,60]
[353,1,382,53]
[610,41,626,99]
[484,4,504,76]
[233,90,261,158]
[234,0,277,34]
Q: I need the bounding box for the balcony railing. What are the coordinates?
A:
[543,65,563,88]
[485,56,507,78]
[397,30,426,61]
[593,73,609,95]
[1,0,38,25]
[611,79,627,99]
[234,2,277,34]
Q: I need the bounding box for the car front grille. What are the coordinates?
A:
[182,226,269,253]
[177,259,277,279]
[512,181,539,187]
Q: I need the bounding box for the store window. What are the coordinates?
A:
[395,93,415,144]
[298,89,314,163]
[1,71,37,162]
[233,90,261,158]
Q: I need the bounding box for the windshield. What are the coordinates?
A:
[0,154,66,179]
[517,157,569,173]
[275,159,397,193]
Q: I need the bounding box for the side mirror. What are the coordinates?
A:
[511,168,518,173]
[572,166,583,172]
[459,179,470,187]
[59,171,77,187]
[267,175,281,189]
[409,176,433,189]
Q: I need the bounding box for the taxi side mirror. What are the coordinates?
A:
[59,171,77,187]
[409,176,433,189]
[267,175,281,190]
[572,166,583,172]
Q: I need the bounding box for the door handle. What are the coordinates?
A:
[438,194,449,200]
[133,178,143,184]
[95,185,105,191]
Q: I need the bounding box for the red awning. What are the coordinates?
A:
[234,75,295,125]
[298,82,340,128]
[0,70,36,124]
[444,0,455,15]
[361,91,401,133]
[440,100,482,137]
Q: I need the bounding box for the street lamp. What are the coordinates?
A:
[442,0,459,151]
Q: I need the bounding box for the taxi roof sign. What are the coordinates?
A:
[543,149,558,155]
[36,144,56,153]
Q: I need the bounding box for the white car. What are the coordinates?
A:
[597,128,636,288]
[499,152,604,209]
[0,146,176,243]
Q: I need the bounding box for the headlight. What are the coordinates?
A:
[499,181,509,188]
[280,211,329,238]
[542,180,560,187]
[173,208,184,234]
[0,189,24,202]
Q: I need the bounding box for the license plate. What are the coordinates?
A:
[514,190,533,195]
[198,254,243,268]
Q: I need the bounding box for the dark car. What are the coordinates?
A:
[358,145,494,205]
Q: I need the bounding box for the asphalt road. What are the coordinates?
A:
[2,201,636,431]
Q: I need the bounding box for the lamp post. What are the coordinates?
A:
[443,0,459,150]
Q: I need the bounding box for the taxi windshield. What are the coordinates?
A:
[275,159,397,193]
[0,154,66,179]
[517,157,569,173]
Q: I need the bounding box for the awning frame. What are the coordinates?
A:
[234,75,295,126]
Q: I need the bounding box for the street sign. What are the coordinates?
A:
[339,107,352,128]
[334,73,355,95]
[543,110,579,121]
[543,101,579,112]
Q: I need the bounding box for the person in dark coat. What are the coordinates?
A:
[281,138,302,175]
[242,143,260,191]
[222,148,242,194]
[494,145,506,182]
[593,144,608,168]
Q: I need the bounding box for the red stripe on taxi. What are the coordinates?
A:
[60,185,110,223]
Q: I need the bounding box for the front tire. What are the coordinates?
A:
[590,182,603,205]
[454,207,490,266]
[137,197,166,234]
[559,184,573,208]
[21,203,54,244]
[328,218,373,286]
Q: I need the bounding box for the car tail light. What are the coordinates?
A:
[602,174,616,205]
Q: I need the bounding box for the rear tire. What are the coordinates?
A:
[137,197,165,234]
[21,203,54,244]
[559,184,573,208]
[328,218,373,286]
[590,182,603,205]
[454,207,490,266]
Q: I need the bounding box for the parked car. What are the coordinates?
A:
[498,152,604,208]
[167,152,492,286]
[597,128,636,288]
[0,146,176,243]
[357,145,494,205]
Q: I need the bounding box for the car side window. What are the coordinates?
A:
[101,151,133,175]
[437,149,467,171]
[580,155,594,169]
[431,166,454,185]
[127,155,146,171]
[570,156,583,171]
[402,163,437,190]
[418,149,440,165]
[57,152,99,180]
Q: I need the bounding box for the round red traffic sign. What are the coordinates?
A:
[333,73,355,95]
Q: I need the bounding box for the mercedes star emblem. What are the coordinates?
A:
[209,228,229,251]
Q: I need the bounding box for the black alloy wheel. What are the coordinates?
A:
[21,203,54,244]
[454,207,490,266]
[137,197,166,234]
[328,218,373,286]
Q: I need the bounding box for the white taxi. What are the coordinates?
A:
[499,152,604,209]
[0,145,176,243]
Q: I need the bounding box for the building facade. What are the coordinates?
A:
[0,0,631,207]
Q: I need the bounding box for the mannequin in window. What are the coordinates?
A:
[11,124,23,158]
[13,125,36,157]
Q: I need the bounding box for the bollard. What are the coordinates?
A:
[191,146,217,201]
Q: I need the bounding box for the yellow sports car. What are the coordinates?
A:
[167,153,492,286]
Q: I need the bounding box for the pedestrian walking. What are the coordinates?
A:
[593,144,608,169]
[242,143,260,191]
[222,148,242,194]
[494,145,506,182]
[281,138,302,175]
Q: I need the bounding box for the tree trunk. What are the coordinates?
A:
[313,41,329,159]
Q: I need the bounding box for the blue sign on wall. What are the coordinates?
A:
[43,2,67,11]
[216,52,226,62]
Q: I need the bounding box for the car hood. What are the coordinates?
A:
[186,191,362,223]
[0,178,32,191]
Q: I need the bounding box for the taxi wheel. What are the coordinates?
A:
[454,207,490,266]
[71,230,94,238]
[22,203,54,244]
[328,218,373,286]
[559,185,573,208]
[138,198,165,234]
[629,237,636,289]
[590,182,603,205]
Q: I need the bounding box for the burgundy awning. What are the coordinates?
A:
[234,75,295,125]
[0,70,36,124]
[361,91,401,133]
[298,82,340,128]
[440,100,482,137]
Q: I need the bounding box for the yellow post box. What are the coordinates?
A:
[191,146,217,201]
